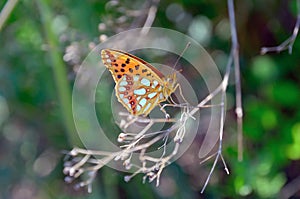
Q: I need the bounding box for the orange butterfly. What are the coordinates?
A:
[101,49,178,116]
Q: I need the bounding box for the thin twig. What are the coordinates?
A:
[0,0,19,32]
[260,0,300,54]
[141,0,160,35]
[200,47,233,193]
[279,175,300,199]
[229,0,243,162]
[201,0,241,192]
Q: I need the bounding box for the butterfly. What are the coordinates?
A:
[101,49,178,116]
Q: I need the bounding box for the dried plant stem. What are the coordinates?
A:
[200,0,241,192]
[0,0,19,32]
[200,48,233,193]
[37,0,80,146]
[64,103,196,191]
[141,0,160,35]
[261,0,300,54]
[279,175,300,199]
[229,0,243,162]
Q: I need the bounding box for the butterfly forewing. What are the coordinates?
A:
[101,49,164,82]
[101,49,172,116]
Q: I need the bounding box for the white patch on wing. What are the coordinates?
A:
[134,88,146,95]
[122,98,129,104]
[139,98,147,107]
[119,87,126,92]
[119,94,124,98]
[159,93,164,100]
[141,78,150,86]
[133,75,140,82]
[153,80,158,87]
[136,105,141,111]
[119,80,128,86]
[154,96,159,105]
[143,103,152,112]
[148,92,157,99]
[121,75,127,80]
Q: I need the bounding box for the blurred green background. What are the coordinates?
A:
[1,0,300,198]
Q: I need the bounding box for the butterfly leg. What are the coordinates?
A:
[168,94,177,104]
[159,104,170,119]
[173,83,189,105]
[178,83,189,104]
[167,89,183,105]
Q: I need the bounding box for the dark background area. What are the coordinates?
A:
[0,0,300,198]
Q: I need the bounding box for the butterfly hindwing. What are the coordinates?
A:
[116,74,166,116]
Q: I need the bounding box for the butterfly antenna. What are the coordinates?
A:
[171,42,191,73]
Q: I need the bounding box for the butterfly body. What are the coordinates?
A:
[101,49,177,116]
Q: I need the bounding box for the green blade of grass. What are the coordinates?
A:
[37,0,81,146]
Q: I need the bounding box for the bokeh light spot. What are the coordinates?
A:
[215,19,231,40]
[261,110,277,130]
[51,15,69,35]
[188,16,212,46]
[251,56,278,81]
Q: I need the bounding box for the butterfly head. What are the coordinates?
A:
[163,72,177,97]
